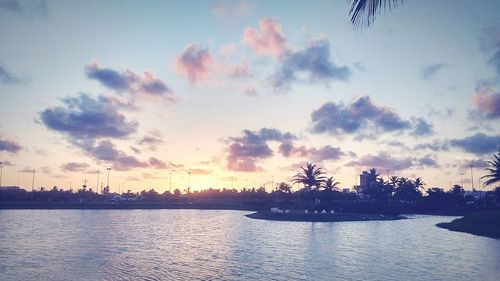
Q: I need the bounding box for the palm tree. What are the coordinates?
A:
[413,177,426,191]
[276,182,292,193]
[323,177,341,191]
[394,177,423,203]
[388,176,399,189]
[349,0,402,28]
[292,163,327,191]
[367,168,380,184]
[481,151,500,187]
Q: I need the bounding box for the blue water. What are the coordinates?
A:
[0,210,499,280]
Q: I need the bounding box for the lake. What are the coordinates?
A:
[0,210,499,280]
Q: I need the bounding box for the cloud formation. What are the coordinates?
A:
[411,117,434,137]
[472,86,500,119]
[311,96,411,137]
[77,140,148,171]
[0,65,22,84]
[420,63,446,80]
[226,128,294,172]
[40,93,154,171]
[174,44,213,84]
[139,132,164,151]
[279,143,346,162]
[346,152,413,171]
[188,168,211,175]
[0,0,47,17]
[0,134,22,153]
[61,162,89,172]
[457,158,489,170]
[272,39,350,92]
[149,157,167,169]
[415,155,439,167]
[41,93,138,140]
[449,133,500,155]
[210,0,251,18]
[85,62,174,102]
[243,18,286,57]
[413,139,449,152]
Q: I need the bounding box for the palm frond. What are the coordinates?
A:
[348,0,402,28]
[481,151,500,187]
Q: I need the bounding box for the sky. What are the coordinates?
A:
[0,0,499,193]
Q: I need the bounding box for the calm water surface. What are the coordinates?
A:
[0,210,499,280]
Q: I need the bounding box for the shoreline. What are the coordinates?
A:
[245,210,407,222]
[436,210,500,239]
[0,201,260,211]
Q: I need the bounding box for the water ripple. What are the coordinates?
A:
[1,210,499,280]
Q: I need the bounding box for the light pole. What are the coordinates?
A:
[470,165,474,191]
[460,173,464,188]
[96,170,100,194]
[188,171,191,191]
[106,167,111,193]
[31,168,35,192]
[0,161,3,188]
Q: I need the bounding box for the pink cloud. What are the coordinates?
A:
[473,86,500,119]
[243,18,286,57]
[219,43,237,56]
[228,58,250,78]
[174,44,213,84]
[188,168,212,175]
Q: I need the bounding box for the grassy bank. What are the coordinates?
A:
[436,210,500,239]
[246,210,406,222]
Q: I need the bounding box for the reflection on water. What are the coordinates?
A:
[0,210,499,280]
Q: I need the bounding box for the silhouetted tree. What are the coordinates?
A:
[448,184,465,206]
[276,182,292,193]
[394,177,423,203]
[481,151,500,188]
[292,163,326,202]
[349,0,402,28]
[321,177,341,203]
[323,177,340,191]
[363,168,393,202]
[292,163,326,191]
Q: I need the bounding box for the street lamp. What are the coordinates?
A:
[106,168,111,193]
[0,161,3,188]
[96,170,100,194]
[470,165,474,191]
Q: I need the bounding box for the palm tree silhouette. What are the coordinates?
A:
[481,151,500,187]
[323,177,341,191]
[276,182,292,193]
[349,0,402,28]
[367,168,381,184]
[292,163,327,191]
[413,177,426,191]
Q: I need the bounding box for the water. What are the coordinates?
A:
[0,210,499,281]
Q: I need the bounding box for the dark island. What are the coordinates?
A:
[436,210,500,239]
[246,209,406,222]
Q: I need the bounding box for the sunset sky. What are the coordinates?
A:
[0,0,499,193]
